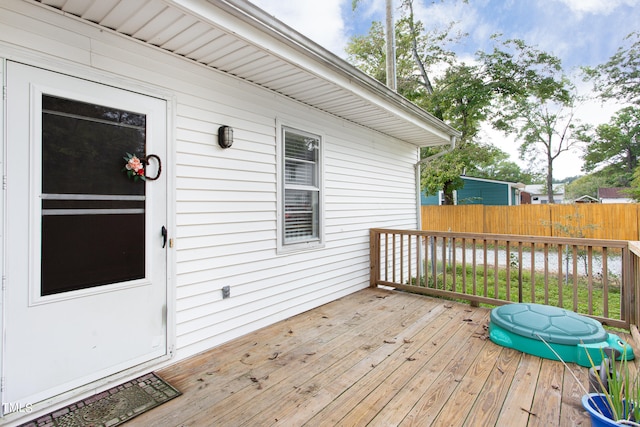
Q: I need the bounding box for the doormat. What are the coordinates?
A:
[19,372,181,427]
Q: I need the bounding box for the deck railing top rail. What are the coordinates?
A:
[371,228,630,248]
[370,228,634,330]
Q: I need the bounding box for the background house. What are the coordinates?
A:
[521,184,565,204]
[598,187,633,204]
[574,195,600,203]
[0,0,459,423]
[422,176,525,206]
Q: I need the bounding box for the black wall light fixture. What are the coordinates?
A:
[218,125,233,148]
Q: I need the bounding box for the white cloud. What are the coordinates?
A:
[249,0,350,56]
[414,0,479,37]
[555,0,640,14]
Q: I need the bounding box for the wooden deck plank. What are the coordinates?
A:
[332,307,490,426]
[463,347,522,426]
[158,290,433,426]
[430,336,503,426]
[122,288,600,427]
[162,287,385,388]
[559,363,590,426]
[293,300,476,426]
[528,358,565,426]
[397,311,492,426]
[496,353,543,425]
[131,288,408,426]
[228,293,442,426]
[267,299,457,426]
[364,309,488,427]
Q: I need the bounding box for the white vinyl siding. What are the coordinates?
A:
[1,0,420,365]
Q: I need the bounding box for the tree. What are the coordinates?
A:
[401,0,465,94]
[417,63,496,203]
[346,22,387,84]
[472,149,540,184]
[346,18,457,102]
[423,63,492,141]
[577,106,640,186]
[581,33,640,199]
[564,173,609,201]
[494,92,582,203]
[420,148,464,205]
[419,36,566,203]
[416,64,506,204]
[346,10,487,205]
[419,142,502,201]
[584,32,640,105]
[628,166,640,201]
[347,18,549,204]
[477,36,569,102]
[482,36,576,203]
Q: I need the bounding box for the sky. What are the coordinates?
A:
[250,0,640,180]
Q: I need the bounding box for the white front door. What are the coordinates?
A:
[3,62,168,409]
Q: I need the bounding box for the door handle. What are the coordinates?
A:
[144,154,162,181]
[161,226,167,248]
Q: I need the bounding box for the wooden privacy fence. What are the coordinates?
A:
[370,228,634,329]
[422,204,640,241]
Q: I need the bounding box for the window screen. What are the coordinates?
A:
[283,127,321,244]
[40,95,147,295]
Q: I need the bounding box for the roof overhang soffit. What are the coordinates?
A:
[172,0,460,146]
[35,0,460,146]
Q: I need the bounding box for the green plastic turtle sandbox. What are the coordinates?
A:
[488,303,634,367]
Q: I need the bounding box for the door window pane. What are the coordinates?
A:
[42,96,146,196]
[41,95,147,296]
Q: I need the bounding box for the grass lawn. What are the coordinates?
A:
[411,261,622,320]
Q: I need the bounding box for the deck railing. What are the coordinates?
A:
[370,228,635,329]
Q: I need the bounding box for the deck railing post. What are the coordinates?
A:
[417,234,423,286]
[633,249,639,327]
[631,248,634,326]
[370,229,380,288]
[627,242,640,328]
[621,246,630,328]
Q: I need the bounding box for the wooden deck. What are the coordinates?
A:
[127,287,630,426]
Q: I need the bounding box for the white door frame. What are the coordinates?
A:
[0,55,176,423]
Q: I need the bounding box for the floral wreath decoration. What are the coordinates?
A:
[123,152,162,182]
[123,152,146,181]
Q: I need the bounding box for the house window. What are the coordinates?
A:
[280,126,323,250]
[438,190,457,205]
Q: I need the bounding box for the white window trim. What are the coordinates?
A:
[276,120,325,254]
